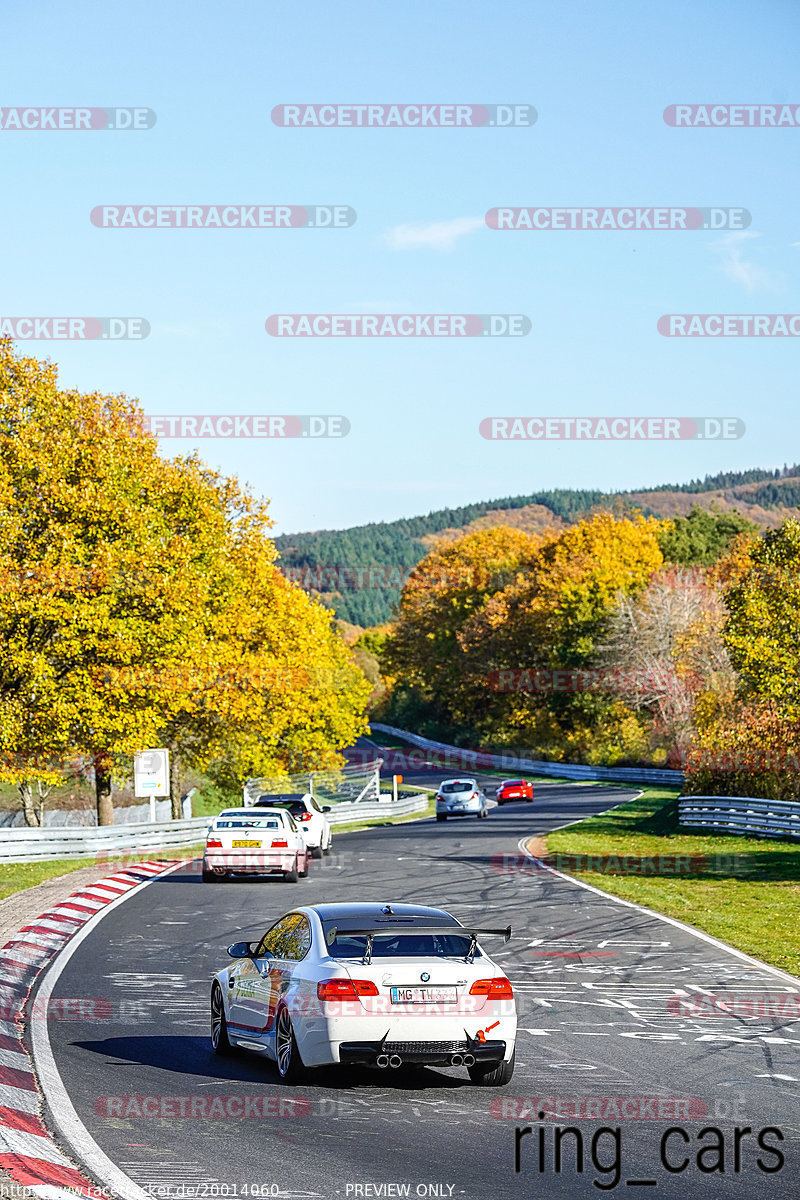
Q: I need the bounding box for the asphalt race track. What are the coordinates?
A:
[39,781,800,1199]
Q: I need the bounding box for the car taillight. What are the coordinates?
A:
[300,814,311,821]
[317,979,379,1001]
[271,839,288,848]
[469,977,514,998]
[472,792,479,799]
[206,838,222,848]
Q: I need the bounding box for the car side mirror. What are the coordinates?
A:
[322,806,331,813]
[227,941,257,959]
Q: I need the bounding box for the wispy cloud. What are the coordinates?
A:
[386,216,484,253]
[708,231,773,292]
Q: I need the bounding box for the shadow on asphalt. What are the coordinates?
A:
[73,1036,470,1090]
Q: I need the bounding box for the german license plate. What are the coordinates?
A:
[232,839,261,847]
[390,986,457,1004]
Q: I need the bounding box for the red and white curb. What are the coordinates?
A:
[0,861,177,1198]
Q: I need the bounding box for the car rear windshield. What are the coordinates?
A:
[440,782,473,794]
[263,800,308,814]
[214,818,281,830]
[322,927,482,959]
[503,780,524,787]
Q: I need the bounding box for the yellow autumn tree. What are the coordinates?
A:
[0,339,369,823]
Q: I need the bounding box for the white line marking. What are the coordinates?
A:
[517,834,800,988]
[31,863,184,1200]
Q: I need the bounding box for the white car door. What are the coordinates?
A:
[229,913,303,1034]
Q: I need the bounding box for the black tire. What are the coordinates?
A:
[322,840,332,855]
[202,869,217,882]
[284,858,299,882]
[468,1050,515,1086]
[310,845,323,860]
[497,800,505,806]
[436,814,447,822]
[211,984,236,1055]
[275,1007,306,1083]
[299,854,309,878]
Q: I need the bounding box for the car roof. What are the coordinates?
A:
[257,792,309,802]
[500,779,525,785]
[216,807,287,817]
[303,902,457,922]
[438,778,477,787]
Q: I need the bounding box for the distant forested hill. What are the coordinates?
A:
[275,465,800,626]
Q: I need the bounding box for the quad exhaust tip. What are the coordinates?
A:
[388,1054,403,1068]
[376,1054,389,1067]
[463,1053,476,1066]
[451,1053,464,1066]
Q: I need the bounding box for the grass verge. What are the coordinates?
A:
[542,788,800,979]
[0,844,208,903]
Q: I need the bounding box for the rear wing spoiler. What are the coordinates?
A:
[324,924,512,965]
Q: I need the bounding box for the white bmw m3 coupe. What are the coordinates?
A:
[211,902,516,1085]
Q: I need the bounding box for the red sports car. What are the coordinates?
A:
[495,778,534,804]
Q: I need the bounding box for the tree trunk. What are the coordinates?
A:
[95,755,114,826]
[169,746,183,819]
[19,780,40,827]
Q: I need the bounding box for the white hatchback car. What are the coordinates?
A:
[435,778,489,821]
[211,902,516,1086]
[256,793,332,858]
[202,807,311,882]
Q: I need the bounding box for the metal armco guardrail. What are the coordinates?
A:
[326,792,428,826]
[679,795,800,840]
[0,793,430,863]
[370,724,684,787]
[0,815,214,864]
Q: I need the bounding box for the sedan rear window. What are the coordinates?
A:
[440,782,473,794]
[323,928,481,959]
[214,818,281,830]
[265,800,309,814]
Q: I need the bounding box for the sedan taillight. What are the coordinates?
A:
[317,978,379,1001]
[206,838,222,848]
[469,977,514,998]
[271,839,288,848]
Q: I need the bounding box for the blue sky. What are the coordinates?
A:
[2,0,799,534]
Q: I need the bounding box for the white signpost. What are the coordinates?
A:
[134,749,170,823]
